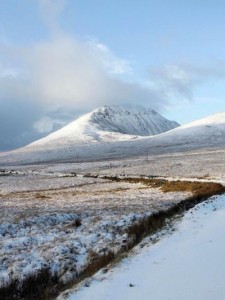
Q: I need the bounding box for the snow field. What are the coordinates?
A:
[0,172,189,288]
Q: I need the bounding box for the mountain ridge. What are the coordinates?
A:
[27,105,179,148]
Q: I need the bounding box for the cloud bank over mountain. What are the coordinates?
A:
[0,0,225,150]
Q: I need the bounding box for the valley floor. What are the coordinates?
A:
[0,149,225,299]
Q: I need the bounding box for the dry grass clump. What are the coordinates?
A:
[160,180,225,197]
[35,193,51,199]
[102,176,225,198]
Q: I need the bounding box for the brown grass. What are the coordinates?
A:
[35,193,51,199]
[160,180,225,197]
[101,176,225,198]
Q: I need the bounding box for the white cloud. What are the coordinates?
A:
[149,62,225,100]
[89,41,133,75]
[0,34,163,111]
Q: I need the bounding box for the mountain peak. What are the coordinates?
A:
[87,104,179,136]
[26,105,179,148]
[92,104,157,115]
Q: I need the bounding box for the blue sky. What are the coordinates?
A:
[1,0,225,150]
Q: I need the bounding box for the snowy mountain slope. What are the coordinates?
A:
[152,111,225,147]
[27,105,179,149]
[1,110,225,165]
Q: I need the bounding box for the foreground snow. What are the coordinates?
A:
[65,194,225,300]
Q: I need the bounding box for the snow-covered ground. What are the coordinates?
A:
[0,171,189,288]
[2,147,225,182]
[64,194,225,300]
[1,148,225,297]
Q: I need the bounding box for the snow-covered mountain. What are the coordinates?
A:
[1,109,225,165]
[27,105,179,148]
[148,111,225,150]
